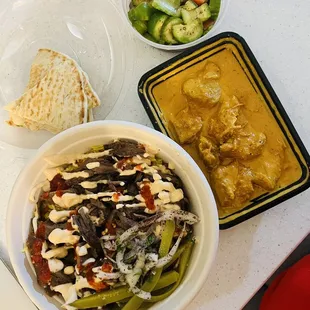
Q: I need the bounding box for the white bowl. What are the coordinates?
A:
[121,0,230,51]
[6,121,219,310]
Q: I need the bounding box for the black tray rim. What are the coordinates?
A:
[137,31,310,230]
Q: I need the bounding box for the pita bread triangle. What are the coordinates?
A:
[5,56,88,133]
[28,49,100,108]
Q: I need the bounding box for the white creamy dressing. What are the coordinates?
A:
[158,191,170,204]
[44,167,63,181]
[80,180,125,189]
[64,266,75,275]
[80,179,107,189]
[62,171,90,180]
[49,210,72,223]
[82,258,96,266]
[76,245,88,256]
[119,169,137,176]
[48,259,64,273]
[48,228,80,245]
[86,162,100,169]
[170,189,184,202]
[150,180,175,194]
[131,156,151,165]
[53,192,115,208]
[42,245,69,260]
[114,195,134,202]
[44,150,111,167]
[153,173,162,181]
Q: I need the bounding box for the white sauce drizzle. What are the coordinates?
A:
[82,258,96,266]
[48,229,80,245]
[48,259,64,273]
[76,245,88,256]
[86,162,100,169]
[64,266,75,275]
[62,171,90,180]
[44,150,111,167]
[49,210,71,223]
[53,192,115,208]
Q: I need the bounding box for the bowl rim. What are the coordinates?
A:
[6,120,219,310]
[120,0,231,51]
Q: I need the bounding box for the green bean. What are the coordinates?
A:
[154,270,179,290]
[70,270,179,309]
[145,238,194,303]
[70,286,132,309]
[163,244,186,271]
[122,220,175,310]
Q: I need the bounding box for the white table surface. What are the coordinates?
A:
[1,0,310,309]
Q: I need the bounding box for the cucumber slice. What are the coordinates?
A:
[133,20,148,34]
[161,17,183,44]
[182,0,198,10]
[209,0,221,19]
[181,8,196,24]
[128,9,137,23]
[195,3,211,22]
[132,2,156,21]
[148,12,169,41]
[152,0,181,17]
[181,3,211,24]
[172,20,203,43]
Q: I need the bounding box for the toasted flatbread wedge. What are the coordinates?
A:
[5,58,88,133]
[28,49,100,108]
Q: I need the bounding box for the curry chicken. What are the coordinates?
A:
[152,52,302,216]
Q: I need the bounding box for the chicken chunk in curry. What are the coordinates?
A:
[211,162,254,208]
[172,107,203,144]
[208,95,243,143]
[183,62,222,107]
[198,136,219,169]
[243,141,286,191]
[220,124,267,160]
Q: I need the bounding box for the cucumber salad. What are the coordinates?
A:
[128,0,221,45]
[26,139,199,309]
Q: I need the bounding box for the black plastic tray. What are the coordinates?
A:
[138,32,310,229]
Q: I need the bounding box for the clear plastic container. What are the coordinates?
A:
[121,0,230,51]
[0,0,134,149]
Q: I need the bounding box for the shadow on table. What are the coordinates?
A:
[187,214,262,309]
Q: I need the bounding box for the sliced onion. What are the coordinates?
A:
[117,214,160,245]
[104,241,117,251]
[143,253,158,275]
[116,247,133,274]
[156,210,199,225]
[92,268,121,280]
[125,249,145,289]
[131,287,151,300]
[118,210,198,246]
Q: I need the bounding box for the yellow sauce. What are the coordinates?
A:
[152,48,302,217]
